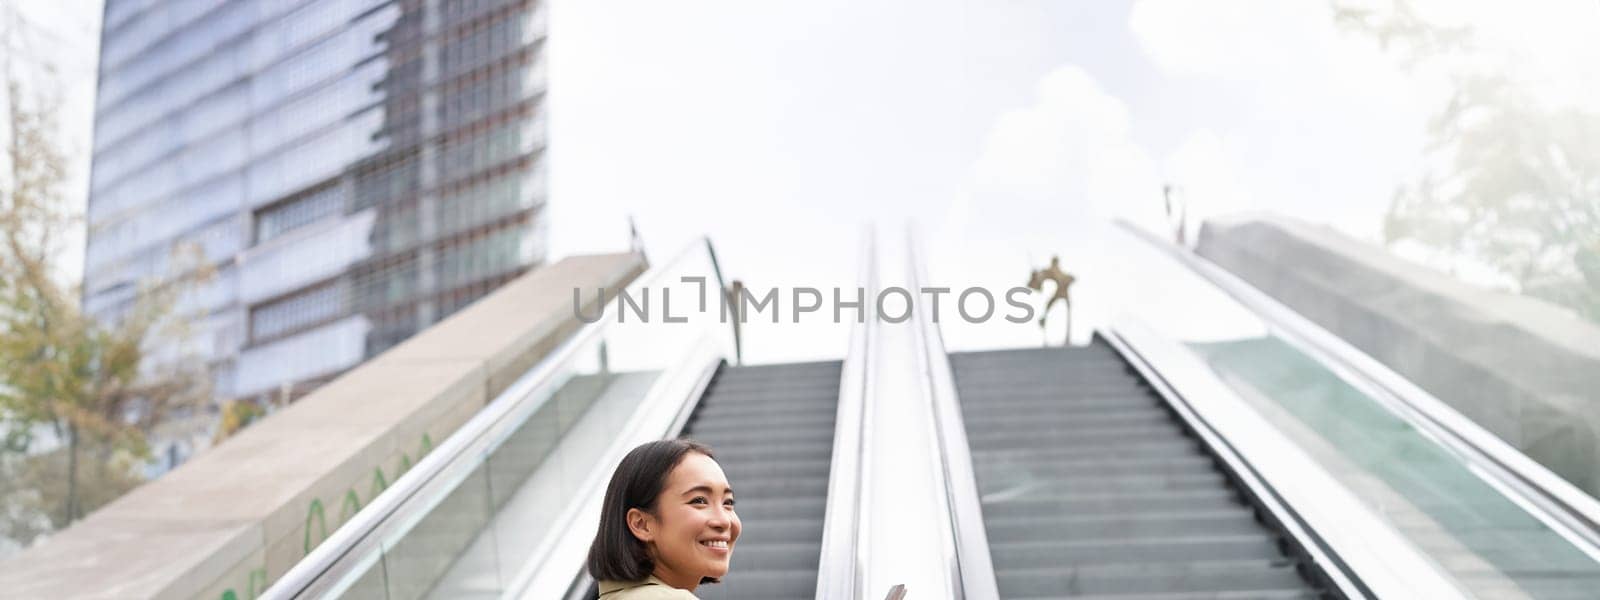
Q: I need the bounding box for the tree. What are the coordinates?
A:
[1335,0,1600,321]
[1,44,210,547]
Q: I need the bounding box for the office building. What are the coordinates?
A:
[83,0,548,461]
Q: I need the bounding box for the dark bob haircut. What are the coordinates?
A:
[586,438,721,584]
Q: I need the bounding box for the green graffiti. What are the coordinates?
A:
[219,566,267,600]
[371,466,389,497]
[338,488,362,523]
[303,498,328,554]
[248,568,267,598]
[298,431,435,558]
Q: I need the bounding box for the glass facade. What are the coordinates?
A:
[83,0,549,452]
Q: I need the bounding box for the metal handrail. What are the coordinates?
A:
[263,239,732,600]
[814,228,876,600]
[1119,220,1600,562]
[904,228,1001,600]
[703,237,741,365]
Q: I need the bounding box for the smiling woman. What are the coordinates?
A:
[587,439,741,599]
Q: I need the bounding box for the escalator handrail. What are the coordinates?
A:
[704,237,741,364]
[265,239,731,600]
[815,228,877,600]
[1120,221,1600,561]
[904,228,1002,600]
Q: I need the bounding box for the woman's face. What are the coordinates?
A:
[628,452,741,590]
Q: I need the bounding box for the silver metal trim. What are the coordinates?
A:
[703,237,741,365]
[1119,220,1600,562]
[815,228,876,600]
[264,240,729,600]
[905,228,1001,600]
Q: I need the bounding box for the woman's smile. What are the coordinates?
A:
[699,538,731,552]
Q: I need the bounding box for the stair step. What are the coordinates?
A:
[990,535,1286,567]
[995,560,1309,597]
[953,347,1317,598]
[984,509,1269,541]
[677,360,839,598]
[696,568,816,600]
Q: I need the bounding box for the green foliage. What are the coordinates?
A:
[213,400,266,444]
[1,73,208,545]
[1336,0,1600,321]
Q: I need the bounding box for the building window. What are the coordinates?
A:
[254,183,345,244]
[250,281,347,343]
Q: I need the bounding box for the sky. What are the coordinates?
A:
[5,0,102,292]
[544,0,1426,361]
[24,0,1600,363]
[545,0,1600,362]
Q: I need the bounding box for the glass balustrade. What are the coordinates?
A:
[275,241,735,600]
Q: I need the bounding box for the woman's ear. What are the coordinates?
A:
[625,507,656,543]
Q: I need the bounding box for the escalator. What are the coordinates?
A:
[261,232,1600,600]
[679,360,844,599]
[569,359,844,600]
[952,340,1332,599]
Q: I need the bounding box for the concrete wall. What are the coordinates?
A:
[0,253,646,600]
[1195,216,1600,497]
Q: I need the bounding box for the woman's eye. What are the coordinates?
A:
[689,497,708,505]
[724,498,736,508]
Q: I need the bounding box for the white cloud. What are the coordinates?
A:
[1129,0,1328,78]
[1123,0,1441,240]
[1130,0,1435,110]
[1413,0,1600,108]
[1165,130,1255,232]
[941,65,1170,351]
[1131,0,1599,112]
[970,65,1159,225]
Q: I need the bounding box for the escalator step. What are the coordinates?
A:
[989,535,1288,566]
[696,568,817,600]
[994,560,1310,597]
[984,510,1269,540]
[1015,588,1321,600]
[719,458,835,480]
[732,496,827,521]
[693,441,834,462]
[674,361,840,599]
[952,347,1322,598]
[690,413,836,433]
[692,426,838,446]
[980,488,1248,519]
[973,439,1204,463]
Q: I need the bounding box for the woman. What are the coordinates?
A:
[587,439,740,599]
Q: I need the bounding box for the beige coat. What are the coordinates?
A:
[597,575,698,599]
